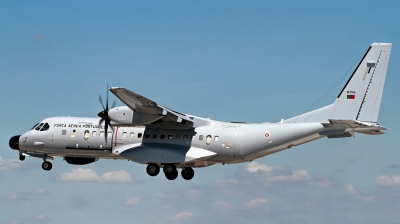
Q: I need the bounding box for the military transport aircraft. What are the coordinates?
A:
[9,43,392,180]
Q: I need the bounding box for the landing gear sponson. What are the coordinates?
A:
[146,163,195,180]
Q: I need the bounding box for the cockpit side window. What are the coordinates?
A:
[30,123,39,130]
[40,123,50,131]
[35,123,44,131]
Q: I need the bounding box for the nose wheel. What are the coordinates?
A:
[19,154,25,161]
[41,161,53,171]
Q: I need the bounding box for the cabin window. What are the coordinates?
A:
[214,136,219,141]
[71,130,76,137]
[168,134,173,139]
[183,134,188,140]
[40,123,50,131]
[84,130,90,140]
[35,123,44,131]
[99,131,104,137]
[138,133,143,138]
[161,134,165,139]
[192,135,196,140]
[153,133,157,139]
[62,130,66,135]
[92,131,97,136]
[199,135,204,141]
[145,133,150,138]
[130,132,134,138]
[122,132,127,138]
[206,135,212,145]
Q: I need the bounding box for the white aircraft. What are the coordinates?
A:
[9,43,392,180]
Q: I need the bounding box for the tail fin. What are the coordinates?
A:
[285,43,392,123]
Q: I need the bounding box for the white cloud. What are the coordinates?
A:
[59,168,99,182]
[378,175,400,187]
[170,212,194,221]
[7,221,20,224]
[6,194,20,201]
[101,170,133,183]
[125,197,139,205]
[33,214,49,222]
[246,162,274,173]
[346,185,358,195]
[35,188,47,195]
[0,157,24,171]
[245,162,312,185]
[345,185,375,202]
[243,198,268,209]
[59,168,133,183]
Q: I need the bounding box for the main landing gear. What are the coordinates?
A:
[146,163,195,180]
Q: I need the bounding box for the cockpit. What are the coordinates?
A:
[31,123,50,131]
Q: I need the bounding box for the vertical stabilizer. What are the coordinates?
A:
[285,43,392,123]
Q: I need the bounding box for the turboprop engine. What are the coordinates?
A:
[108,106,164,126]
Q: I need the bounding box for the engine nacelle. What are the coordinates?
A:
[108,106,163,126]
[65,157,97,165]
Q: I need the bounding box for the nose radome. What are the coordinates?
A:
[9,135,21,150]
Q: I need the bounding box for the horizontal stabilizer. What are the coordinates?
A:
[326,119,386,135]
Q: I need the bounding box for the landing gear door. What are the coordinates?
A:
[220,126,237,157]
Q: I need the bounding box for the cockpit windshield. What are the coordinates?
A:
[41,123,50,131]
[30,123,39,130]
[35,123,44,131]
[33,123,50,131]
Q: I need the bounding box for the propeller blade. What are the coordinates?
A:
[104,119,109,145]
[106,84,109,111]
[98,95,105,111]
[98,84,114,146]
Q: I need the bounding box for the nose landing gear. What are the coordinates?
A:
[42,161,53,171]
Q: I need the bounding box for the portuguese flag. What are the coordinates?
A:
[347,94,355,99]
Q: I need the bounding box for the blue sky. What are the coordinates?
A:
[1,1,400,223]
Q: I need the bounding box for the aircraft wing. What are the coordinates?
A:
[109,87,193,124]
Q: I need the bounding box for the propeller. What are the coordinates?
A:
[98,85,116,145]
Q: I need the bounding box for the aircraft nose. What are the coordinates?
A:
[9,135,21,150]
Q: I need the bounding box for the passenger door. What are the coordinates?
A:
[220,126,237,157]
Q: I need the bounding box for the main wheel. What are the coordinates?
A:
[41,161,52,171]
[163,164,176,174]
[181,167,195,180]
[146,163,160,176]
[165,170,178,180]
[19,154,25,161]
